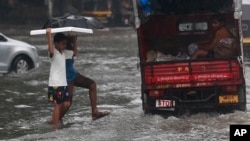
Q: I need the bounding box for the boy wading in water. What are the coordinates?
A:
[60,35,110,121]
[46,29,70,129]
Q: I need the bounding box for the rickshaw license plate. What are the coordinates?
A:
[156,100,174,107]
[219,95,238,104]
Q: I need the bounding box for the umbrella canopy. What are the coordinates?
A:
[42,15,104,29]
[30,15,103,35]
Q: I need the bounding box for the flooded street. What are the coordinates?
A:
[1,28,250,141]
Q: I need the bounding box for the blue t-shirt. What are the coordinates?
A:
[66,59,78,82]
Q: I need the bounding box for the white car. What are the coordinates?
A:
[0,33,39,74]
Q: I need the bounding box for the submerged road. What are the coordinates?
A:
[0,27,250,141]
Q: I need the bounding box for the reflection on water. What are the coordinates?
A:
[0,28,250,141]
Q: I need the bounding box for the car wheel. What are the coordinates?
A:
[12,56,32,74]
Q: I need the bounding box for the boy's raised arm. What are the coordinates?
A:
[72,35,78,56]
[46,28,54,58]
[68,35,78,56]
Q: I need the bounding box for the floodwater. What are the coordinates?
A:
[0,28,250,141]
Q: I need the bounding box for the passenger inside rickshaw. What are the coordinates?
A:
[145,17,237,62]
[188,14,236,59]
[143,0,238,62]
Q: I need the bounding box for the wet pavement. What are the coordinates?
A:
[0,27,250,141]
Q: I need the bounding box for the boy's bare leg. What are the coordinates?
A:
[47,102,71,125]
[59,103,71,120]
[59,84,73,120]
[89,83,109,120]
[59,100,71,120]
[53,103,62,129]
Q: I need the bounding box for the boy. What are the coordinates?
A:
[58,35,109,121]
[46,28,70,129]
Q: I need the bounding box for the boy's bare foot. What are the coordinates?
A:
[47,117,53,124]
[92,111,110,120]
[47,117,63,124]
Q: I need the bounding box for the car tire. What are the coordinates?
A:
[12,56,32,74]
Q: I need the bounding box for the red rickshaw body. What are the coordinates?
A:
[134,0,246,113]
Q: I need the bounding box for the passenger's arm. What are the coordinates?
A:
[205,27,232,51]
[205,31,224,51]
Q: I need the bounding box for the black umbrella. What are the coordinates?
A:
[42,15,104,29]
